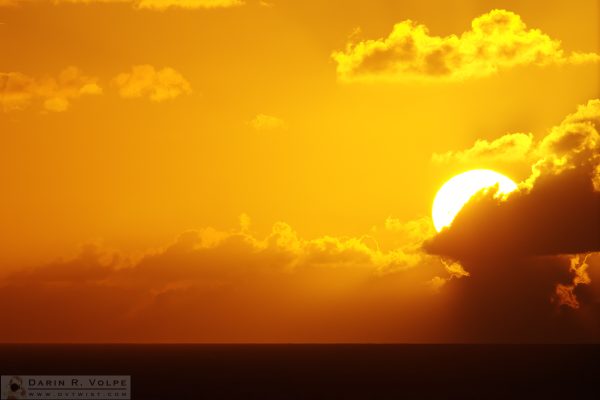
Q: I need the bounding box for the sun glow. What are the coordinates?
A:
[432,169,518,232]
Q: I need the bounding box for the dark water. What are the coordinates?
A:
[1,344,598,399]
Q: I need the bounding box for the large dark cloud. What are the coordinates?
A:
[437,254,600,342]
[425,167,600,261]
[424,99,600,342]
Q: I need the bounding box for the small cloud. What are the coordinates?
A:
[554,254,592,309]
[239,213,251,232]
[529,99,600,188]
[113,65,191,102]
[384,216,435,241]
[135,0,244,10]
[248,113,287,131]
[43,97,70,112]
[432,132,534,164]
[0,67,102,112]
[2,0,244,10]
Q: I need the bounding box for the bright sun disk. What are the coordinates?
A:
[432,169,518,232]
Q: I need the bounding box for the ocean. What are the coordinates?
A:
[1,344,598,399]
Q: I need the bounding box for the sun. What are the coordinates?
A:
[432,169,518,232]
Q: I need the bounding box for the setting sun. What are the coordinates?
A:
[432,169,518,232]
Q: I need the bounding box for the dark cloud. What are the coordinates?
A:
[425,167,600,261]
[437,254,600,342]
[424,99,600,341]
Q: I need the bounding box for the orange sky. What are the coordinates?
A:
[0,0,599,342]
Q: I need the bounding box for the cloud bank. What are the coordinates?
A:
[332,9,600,82]
[1,97,598,342]
[0,217,446,343]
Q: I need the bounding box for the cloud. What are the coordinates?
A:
[432,99,600,186]
[0,65,192,111]
[332,9,600,82]
[432,132,534,164]
[113,65,191,102]
[2,100,598,342]
[248,114,287,131]
[555,254,592,309]
[135,0,243,9]
[426,99,600,259]
[0,67,102,112]
[1,0,244,10]
[425,168,599,259]
[0,216,445,342]
[424,99,600,341]
[529,99,600,189]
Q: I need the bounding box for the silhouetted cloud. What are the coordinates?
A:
[424,99,600,341]
[428,99,600,258]
[425,168,599,259]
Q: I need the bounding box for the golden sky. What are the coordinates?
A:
[0,0,599,342]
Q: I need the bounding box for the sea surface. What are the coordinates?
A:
[1,344,599,399]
